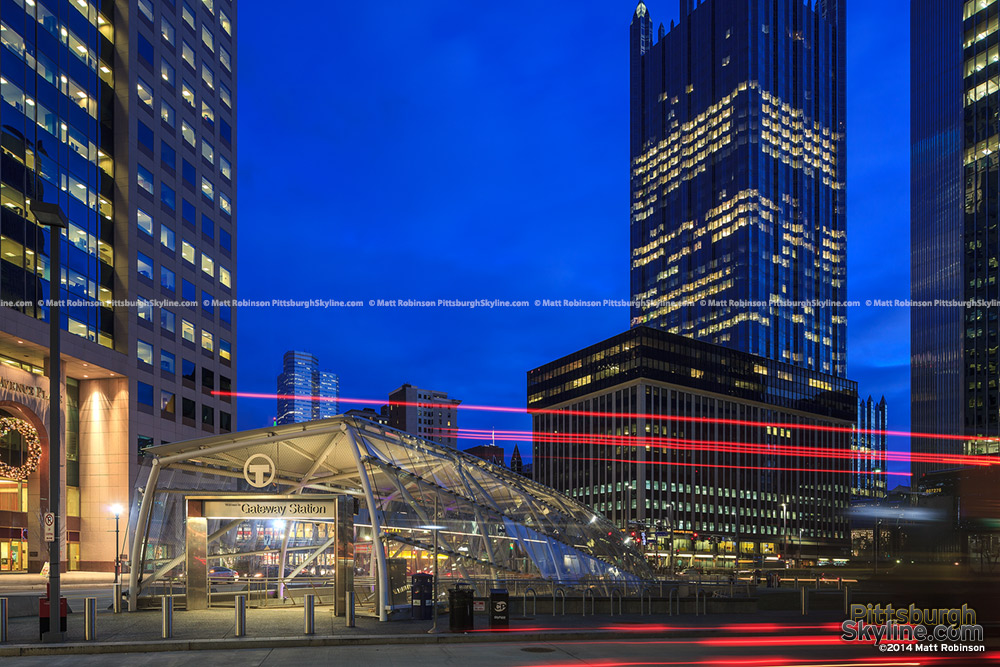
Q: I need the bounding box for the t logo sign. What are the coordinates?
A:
[243,453,276,488]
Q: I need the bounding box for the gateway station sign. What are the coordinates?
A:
[200,496,339,519]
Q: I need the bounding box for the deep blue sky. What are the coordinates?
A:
[236,1,911,479]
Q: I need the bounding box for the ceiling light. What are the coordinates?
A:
[100,65,110,73]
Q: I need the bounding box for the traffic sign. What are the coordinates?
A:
[43,512,55,542]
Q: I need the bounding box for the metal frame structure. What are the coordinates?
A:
[128,416,652,617]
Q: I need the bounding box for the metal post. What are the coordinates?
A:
[842,585,850,616]
[0,598,7,642]
[113,582,122,613]
[161,596,173,639]
[85,597,96,640]
[346,591,356,627]
[114,512,120,585]
[304,594,315,635]
[800,586,808,616]
[235,594,247,637]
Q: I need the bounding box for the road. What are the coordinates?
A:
[2,639,997,666]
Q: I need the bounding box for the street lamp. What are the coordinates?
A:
[111,504,123,584]
[31,201,67,644]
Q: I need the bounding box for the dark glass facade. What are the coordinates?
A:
[852,395,887,500]
[629,0,847,378]
[911,0,1000,479]
[528,326,856,565]
[1,0,117,345]
[276,350,338,424]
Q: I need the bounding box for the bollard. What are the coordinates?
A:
[842,585,850,616]
[85,597,97,640]
[837,577,842,591]
[113,582,122,613]
[815,576,820,589]
[346,591,356,628]
[800,586,808,616]
[1,598,8,643]
[235,594,247,637]
[304,594,315,635]
[162,596,173,639]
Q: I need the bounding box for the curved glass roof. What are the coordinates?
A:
[130,416,652,605]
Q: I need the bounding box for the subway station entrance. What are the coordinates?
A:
[128,416,652,619]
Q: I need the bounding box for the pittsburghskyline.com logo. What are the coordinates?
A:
[841,603,985,654]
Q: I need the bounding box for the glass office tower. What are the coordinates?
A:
[276,351,338,424]
[0,0,237,571]
[911,0,1000,480]
[629,0,847,377]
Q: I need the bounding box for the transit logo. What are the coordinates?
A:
[243,453,276,488]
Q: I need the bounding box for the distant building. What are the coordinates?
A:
[344,407,389,427]
[510,444,524,475]
[853,396,888,500]
[464,444,505,467]
[276,351,339,424]
[528,326,857,568]
[386,384,460,447]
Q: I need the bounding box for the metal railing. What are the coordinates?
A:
[523,587,537,617]
[552,588,566,616]
[609,588,622,616]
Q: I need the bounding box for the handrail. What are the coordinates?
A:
[524,587,537,617]
[582,588,595,616]
[640,586,655,616]
[553,587,566,616]
[695,587,708,615]
[610,588,623,616]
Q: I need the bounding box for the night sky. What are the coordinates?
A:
[235,1,911,479]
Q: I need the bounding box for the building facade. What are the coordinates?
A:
[528,326,857,568]
[852,395,887,500]
[0,0,237,572]
[276,351,338,424]
[386,384,460,448]
[629,0,847,378]
[911,0,1000,479]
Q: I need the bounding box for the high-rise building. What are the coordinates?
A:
[852,396,887,500]
[528,326,857,567]
[276,351,338,424]
[386,384,460,448]
[510,443,524,475]
[464,444,505,467]
[629,0,847,377]
[0,0,237,572]
[911,0,999,480]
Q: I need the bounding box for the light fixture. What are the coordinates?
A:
[111,504,123,517]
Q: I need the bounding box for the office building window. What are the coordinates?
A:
[138,121,155,152]
[138,0,154,21]
[182,121,195,147]
[219,266,231,289]
[220,338,231,361]
[182,359,196,382]
[201,176,214,202]
[161,224,176,251]
[182,319,195,343]
[160,266,175,292]
[202,214,214,240]
[161,141,176,170]
[201,330,214,353]
[202,63,214,89]
[137,252,154,281]
[202,368,214,390]
[137,77,153,107]
[161,308,176,333]
[220,156,231,181]
[161,100,175,127]
[182,398,196,420]
[182,241,196,265]
[202,405,214,426]
[182,40,196,69]
[137,165,154,195]
[161,183,176,211]
[220,192,231,215]
[161,59,175,86]
[160,350,176,373]
[183,279,195,301]
[138,381,154,406]
[162,16,176,45]
[202,25,214,52]
[220,8,231,36]
[138,297,153,322]
[202,101,214,126]
[202,138,215,162]
[161,391,176,414]
[201,252,214,277]
[137,340,154,365]
[181,80,195,109]
[138,208,153,236]
[182,1,196,30]
[220,82,232,109]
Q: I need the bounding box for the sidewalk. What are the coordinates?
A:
[0,607,848,656]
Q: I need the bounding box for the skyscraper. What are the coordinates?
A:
[629,0,847,377]
[276,351,338,424]
[911,0,999,480]
[853,395,887,500]
[386,384,460,448]
[0,0,237,571]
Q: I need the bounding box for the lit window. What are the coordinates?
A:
[182,41,195,69]
[220,338,231,361]
[161,100,175,127]
[220,45,231,72]
[219,266,231,289]
[161,308,176,333]
[161,390,175,414]
[202,0,214,14]
[201,329,214,352]
[220,8,232,36]
[181,121,196,147]
[202,100,214,126]
[162,16,175,45]
[182,240,196,264]
[182,319,195,343]
[181,80,195,108]
[202,25,214,52]
[137,297,153,322]
[201,176,214,201]
[161,224,176,251]
[138,208,153,236]
[202,63,214,89]
[161,58,175,85]
[182,1,195,30]
[201,252,214,277]
[138,0,154,22]
[202,138,215,162]
[137,252,154,280]
[137,165,154,195]
[137,339,154,365]
[220,156,231,180]
[137,77,153,107]
[220,82,232,109]
[219,192,231,215]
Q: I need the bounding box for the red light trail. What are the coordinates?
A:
[213,391,1000,443]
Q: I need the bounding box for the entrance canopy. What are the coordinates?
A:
[128,416,652,616]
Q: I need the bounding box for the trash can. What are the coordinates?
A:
[448,585,474,632]
[489,588,509,629]
[411,573,433,620]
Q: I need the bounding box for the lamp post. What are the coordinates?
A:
[31,201,67,643]
[111,504,123,584]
